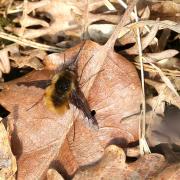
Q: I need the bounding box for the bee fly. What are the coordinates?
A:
[16,42,99,130]
[44,65,98,130]
[43,42,99,130]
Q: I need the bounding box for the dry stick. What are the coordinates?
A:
[81,0,89,40]
[134,62,180,77]
[20,0,28,36]
[0,31,63,52]
[146,60,179,96]
[104,0,116,11]
[134,6,151,155]
[134,20,180,33]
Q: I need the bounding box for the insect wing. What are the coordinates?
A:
[17,80,51,89]
[70,89,99,130]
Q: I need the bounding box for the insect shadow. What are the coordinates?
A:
[17,41,101,130]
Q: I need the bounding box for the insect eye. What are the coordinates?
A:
[59,83,68,90]
[55,78,71,93]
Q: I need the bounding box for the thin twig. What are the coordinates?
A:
[134,62,180,77]
[0,31,63,52]
[103,0,116,11]
[134,6,151,155]
[144,57,179,96]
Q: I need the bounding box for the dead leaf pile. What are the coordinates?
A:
[50,145,180,180]
[0,38,141,178]
[0,0,179,179]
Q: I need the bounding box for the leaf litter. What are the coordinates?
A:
[0,0,180,179]
[0,117,17,179]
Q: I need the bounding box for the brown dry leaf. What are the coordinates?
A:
[157,57,180,71]
[154,163,180,180]
[0,68,75,179]
[0,44,19,78]
[0,39,141,179]
[47,169,64,180]
[148,1,180,21]
[0,1,140,178]
[73,145,166,180]
[7,0,87,40]
[6,0,139,43]
[125,23,159,55]
[146,79,180,110]
[89,4,151,44]
[0,0,12,8]
[174,77,180,91]
[57,138,79,177]
[145,50,179,62]
[36,0,125,42]
[0,117,17,179]
[0,44,45,78]
[10,49,46,70]
[52,40,141,176]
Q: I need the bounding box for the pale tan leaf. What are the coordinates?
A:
[0,118,17,179]
[147,61,179,96]
[47,169,64,180]
[146,50,179,61]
